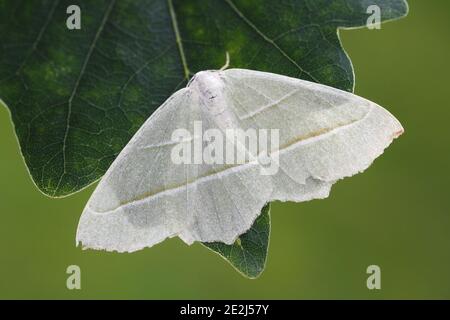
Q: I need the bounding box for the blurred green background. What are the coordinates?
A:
[1,0,449,299]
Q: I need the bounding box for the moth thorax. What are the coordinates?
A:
[190,71,225,105]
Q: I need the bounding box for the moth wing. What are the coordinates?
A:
[76,83,273,252]
[221,68,403,202]
[77,69,403,253]
[76,88,201,252]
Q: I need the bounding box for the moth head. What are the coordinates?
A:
[189,71,225,103]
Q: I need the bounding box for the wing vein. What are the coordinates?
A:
[93,109,371,214]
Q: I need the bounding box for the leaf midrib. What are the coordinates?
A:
[168,0,190,79]
[167,0,319,82]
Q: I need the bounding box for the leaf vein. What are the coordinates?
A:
[56,0,117,195]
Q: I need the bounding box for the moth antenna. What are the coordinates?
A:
[220,52,230,71]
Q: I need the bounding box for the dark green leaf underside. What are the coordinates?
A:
[0,0,408,197]
[0,0,408,277]
[204,204,271,278]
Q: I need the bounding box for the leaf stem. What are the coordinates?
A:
[168,0,190,79]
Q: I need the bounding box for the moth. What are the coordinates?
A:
[76,69,403,252]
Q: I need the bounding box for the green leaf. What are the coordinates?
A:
[204,204,271,279]
[0,0,408,197]
[0,0,408,277]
